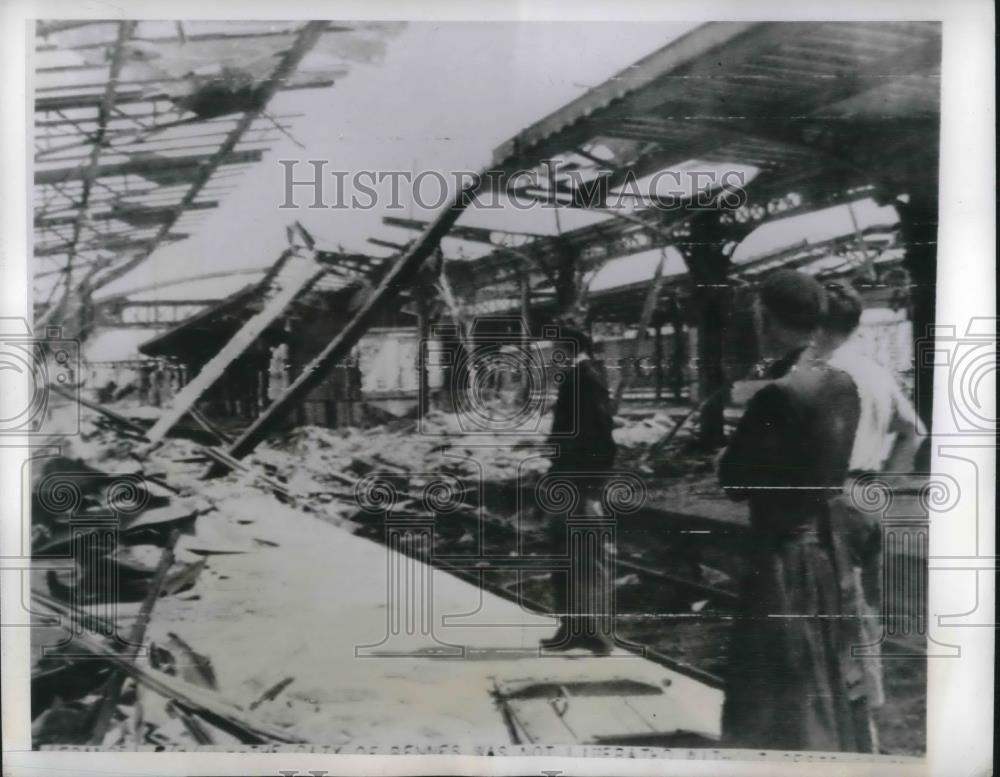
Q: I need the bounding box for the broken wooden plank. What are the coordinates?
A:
[435,254,476,363]
[187,406,232,444]
[166,699,215,744]
[88,529,179,744]
[50,383,149,437]
[198,446,295,499]
[144,250,326,444]
[210,176,483,470]
[249,677,294,711]
[644,383,732,459]
[31,593,305,744]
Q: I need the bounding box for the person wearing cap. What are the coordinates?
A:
[539,318,617,655]
[717,270,871,752]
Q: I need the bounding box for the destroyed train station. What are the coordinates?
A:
[20,19,943,758]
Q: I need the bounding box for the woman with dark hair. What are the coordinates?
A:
[818,280,925,474]
[718,270,872,752]
[813,280,927,751]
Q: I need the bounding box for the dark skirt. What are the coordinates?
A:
[721,527,869,752]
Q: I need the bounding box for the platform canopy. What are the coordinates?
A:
[378,21,940,308]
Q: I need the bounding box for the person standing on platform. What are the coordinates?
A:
[812,280,927,752]
[818,281,926,474]
[267,341,290,402]
[539,319,618,655]
[717,270,871,752]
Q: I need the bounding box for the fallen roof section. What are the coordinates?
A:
[33,20,406,318]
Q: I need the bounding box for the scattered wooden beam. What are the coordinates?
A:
[143,251,326,445]
[198,446,295,500]
[367,237,410,252]
[249,677,294,711]
[166,700,215,744]
[50,383,150,438]
[187,406,233,445]
[210,176,483,470]
[31,593,306,744]
[88,530,180,744]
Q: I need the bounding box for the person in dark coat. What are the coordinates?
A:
[539,320,617,654]
[718,270,870,752]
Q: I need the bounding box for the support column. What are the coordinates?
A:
[553,239,580,315]
[519,267,532,403]
[653,317,664,401]
[613,247,669,410]
[669,299,687,402]
[895,193,938,436]
[415,290,431,417]
[678,215,734,448]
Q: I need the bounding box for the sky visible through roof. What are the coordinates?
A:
[93,21,899,303]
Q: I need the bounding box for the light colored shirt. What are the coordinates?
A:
[829,341,925,472]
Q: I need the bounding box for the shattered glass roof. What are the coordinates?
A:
[33,20,405,311]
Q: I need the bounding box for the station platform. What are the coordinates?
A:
[141,490,724,747]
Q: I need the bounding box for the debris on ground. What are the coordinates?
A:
[30,397,925,754]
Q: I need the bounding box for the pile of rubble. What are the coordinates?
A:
[255,409,554,497]
[611,408,717,477]
[30,404,311,747]
[30,395,732,748]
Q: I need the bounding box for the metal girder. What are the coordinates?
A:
[490,22,764,171]
[35,78,337,113]
[85,21,329,296]
[35,148,264,185]
[383,215,549,245]
[367,237,409,252]
[34,200,218,228]
[34,233,189,258]
[95,268,272,305]
[35,23,351,53]
[51,20,135,321]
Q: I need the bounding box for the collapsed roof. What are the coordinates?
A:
[33,20,405,318]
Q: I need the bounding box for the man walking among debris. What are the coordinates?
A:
[540,318,618,654]
[718,270,869,751]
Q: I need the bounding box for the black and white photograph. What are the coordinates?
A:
[0,4,994,776]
